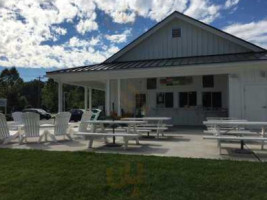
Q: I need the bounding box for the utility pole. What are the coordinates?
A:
[36,75,46,108]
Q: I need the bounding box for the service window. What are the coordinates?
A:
[147,78,157,90]
[202,92,222,108]
[165,92,174,108]
[202,75,214,88]
[179,92,197,108]
[156,92,173,108]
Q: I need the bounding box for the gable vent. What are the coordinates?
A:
[172,28,181,38]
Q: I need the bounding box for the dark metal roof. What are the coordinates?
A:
[47,51,267,74]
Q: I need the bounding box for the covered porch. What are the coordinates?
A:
[47,52,267,125]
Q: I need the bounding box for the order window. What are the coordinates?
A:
[156,92,173,108]
[179,92,197,108]
[202,92,222,108]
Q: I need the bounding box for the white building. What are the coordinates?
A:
[47,11,267,125]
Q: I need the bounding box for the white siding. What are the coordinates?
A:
[111,75,228,125]
[117,19,250,62]
[229,68,267,120]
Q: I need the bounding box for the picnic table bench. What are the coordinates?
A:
[74,132,139,149]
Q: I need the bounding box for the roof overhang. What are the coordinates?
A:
[47,60,267,83]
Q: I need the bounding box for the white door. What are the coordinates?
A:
[244,85,267,121]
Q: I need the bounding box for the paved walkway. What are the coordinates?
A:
[1,126,267,162]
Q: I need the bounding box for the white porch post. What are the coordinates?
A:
[58,82,63,112]
[117,79,121,116]
[89,88,92,110]
[84,86,88,110]
[105,80,110,116]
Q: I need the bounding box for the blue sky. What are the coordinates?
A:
[0,0,266,81]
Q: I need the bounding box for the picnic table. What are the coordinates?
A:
[203,120,267,150]
[84,120,146,146]
[122,117,171,138]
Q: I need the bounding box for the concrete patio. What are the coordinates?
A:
[2,126,267,162]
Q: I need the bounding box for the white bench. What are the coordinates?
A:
[137,124,173,127]
[137,127,168,138]
[203,135,267,154]
[104,128,152,136]
[75,132,139,149]
[204,130,259,135]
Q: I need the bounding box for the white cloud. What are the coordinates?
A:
[52,27,67,35]
[223,19,267,49]
[105,29,131,43]
[76,19,98,34]
[0,0,243,69]
[184,0,221,23]
[95,0,222,23]
[225,0,240,9]
[76,12,98,34]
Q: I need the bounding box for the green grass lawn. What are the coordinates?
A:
[0,149,267,200]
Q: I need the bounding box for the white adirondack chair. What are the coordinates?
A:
[0,113,20,144]
[20,112,46,144]
[47,112,71,142]
[91,109,101,121]
[79,111,93,132]
[12,112,23,124]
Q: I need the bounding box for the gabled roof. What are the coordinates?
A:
[104,11,265,63]
[47,51,267,74]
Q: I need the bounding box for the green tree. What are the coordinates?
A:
[22,80,44,108]
[0,67,24,112]
[41,78,58,113]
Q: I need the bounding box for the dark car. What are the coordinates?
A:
[69,109,102,122]
[23,108,52,120]
[69,109,85,122]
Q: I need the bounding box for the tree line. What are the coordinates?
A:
[0,67,105,115]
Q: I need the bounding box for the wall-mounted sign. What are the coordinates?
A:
[160,77,193,86]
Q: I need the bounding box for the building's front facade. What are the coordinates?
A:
[47,12,267,125]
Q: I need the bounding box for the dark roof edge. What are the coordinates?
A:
[47,51,267,74]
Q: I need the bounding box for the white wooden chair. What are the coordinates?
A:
[79,111,93,132]
[0,113,20,144]
[20,112,46,144]
[12,112,23,124]
[91,109,101,121]
[47,112,71,142]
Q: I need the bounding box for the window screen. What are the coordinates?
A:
[165,93,173,108]
[212,92,222,108]
[179,92,197,107]
[156,92,173,108]
[172,28,181,38]
[202,92,222,108]
[202,75,214,88]
[147,78,157,90]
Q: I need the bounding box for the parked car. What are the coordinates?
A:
[69,108,102,122]
[22,108,52,120]
[69,109,85,122]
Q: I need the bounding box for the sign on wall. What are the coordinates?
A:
[160,77,193,86]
